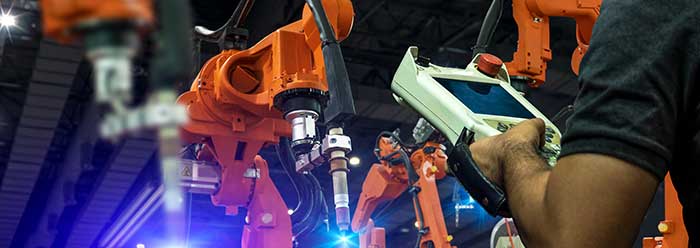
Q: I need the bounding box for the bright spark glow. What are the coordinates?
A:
[332,233,356,247]
[287,209,294,215]
[348,156,361,166]
[136,244,145,248]
[0,14,15,27]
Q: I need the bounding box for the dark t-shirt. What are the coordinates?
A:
[559,0,700,245]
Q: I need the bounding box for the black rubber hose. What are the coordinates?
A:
[276,141,304,217]
[400,148,428,248]
[277,139,313,229]
[305,0,356,125]
[194,0,256,41]
[150,0,193,89]
[375,131,420,183]
[278,138,326,238]
[295,174,326,237]
[472,0,504,58]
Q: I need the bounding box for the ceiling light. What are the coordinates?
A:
[0,14,16,27]
[348,156,360,167]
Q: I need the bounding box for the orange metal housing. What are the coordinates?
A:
[409,142,452,248]
[643,175,689,248]
[40,0,154,43]
[507,0,600,87]
[352,137,409,233]
[359,219,386,248]
[352,139,454,248]
[176,0,354,247]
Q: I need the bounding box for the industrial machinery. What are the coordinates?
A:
[175,0,356,246]
[391,46,561,216]
[409,0,599,217]
[473,0,601,87]
[643,175,689,248]
[351,0,599,242]
[352,119,455,248]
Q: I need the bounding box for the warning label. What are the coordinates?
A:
[181,165,192,177]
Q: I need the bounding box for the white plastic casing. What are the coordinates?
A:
[391,47,561,164]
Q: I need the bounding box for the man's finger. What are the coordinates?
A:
[511,118,545,135]
[531,118,546,148]
[507,118,546,147]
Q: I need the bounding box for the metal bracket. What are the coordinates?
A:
[322,133,352,154]
[243,168,261,179]
[295,144,326,172]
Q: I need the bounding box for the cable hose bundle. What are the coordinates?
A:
[193,0,255,40]
[472,0,505,58]
[277,138,328,240]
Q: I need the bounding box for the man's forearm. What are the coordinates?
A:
[502,143,553,246]
[500,144,659,247]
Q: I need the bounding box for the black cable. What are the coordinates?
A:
[304,0,338,46]
[230,0,256,28]
[276,141,303,213]
[376,131,425,151]
[296,173,326,237]
[414,232,423,248]
[402,148,427,248]
[305,0,356,124]
[277,138,328,239]
[194,0,255,40]
[375,131,421,183]
[294,175,323,237]
[277,139,313,233]
[472,0,505,57]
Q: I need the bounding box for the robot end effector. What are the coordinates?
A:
[275,0,356,165]
[280,0,357,231]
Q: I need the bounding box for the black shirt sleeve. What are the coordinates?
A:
[559,0,699,180]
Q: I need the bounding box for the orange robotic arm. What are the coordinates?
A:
[40,0,153,43]
[176,0,354,246]
[643,175,689,248]
[409,142,454,248]
[40,0,156,107]
[352,137,409,233]
[352,132,455,248]
[506,0,600,87]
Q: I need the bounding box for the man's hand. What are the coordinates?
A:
[468,118,547,187]
[458,118,659,247]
